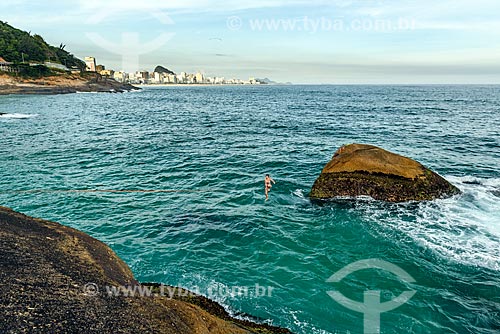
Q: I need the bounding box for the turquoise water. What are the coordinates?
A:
[1,85,499,333]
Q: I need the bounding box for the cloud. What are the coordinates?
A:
[78,0,316,12]
[3,0,500,83]
[1,14,83,26]
[415,20,500,32]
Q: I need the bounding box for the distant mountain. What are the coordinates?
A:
[257,77,276,84]
[0,21,85,70]
[256,77,291,85]
[154,65,175,75]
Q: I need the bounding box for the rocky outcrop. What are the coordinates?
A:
[0,206,290,334]
[154,65,175,75]
[310,144,461,202]
[0,73,138,95]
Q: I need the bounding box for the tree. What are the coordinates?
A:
[0,21,85,70]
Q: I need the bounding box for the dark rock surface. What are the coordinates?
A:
[0,73,139,95]
[310,143,461,202]
[153,65,175,75]
[0,206,290,334]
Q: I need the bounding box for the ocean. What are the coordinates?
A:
[1,85,499,333]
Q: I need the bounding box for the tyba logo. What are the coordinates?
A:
[326,259,416,334]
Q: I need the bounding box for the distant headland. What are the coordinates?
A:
[0,20,285,95]
[0,21,136,95]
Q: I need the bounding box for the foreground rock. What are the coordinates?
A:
[310,143,461,202]
[0,206,290,334]
[0,73,138,95]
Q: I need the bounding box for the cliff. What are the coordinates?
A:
[0,206,290,334]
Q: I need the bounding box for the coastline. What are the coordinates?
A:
[0,206,291,334]
[0,73,139,95]
[136,83,268,88]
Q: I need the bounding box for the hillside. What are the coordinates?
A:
[154,65,175,75]
[0,21,85,70]
[0,22,139,94]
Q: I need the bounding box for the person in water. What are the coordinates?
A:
[264,174,276,201]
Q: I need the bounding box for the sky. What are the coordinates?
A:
[2,0,500,84]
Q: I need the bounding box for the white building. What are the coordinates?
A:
[176,72,187,84]
[214,77,225,84]
[84,57,96,72]
[166,74,177,83]
[128,72,137,82]
[113,71,128,83]
[129,71,149,84]
[153,72,162,84]
[0,57,17,72]
[195,72,204,84]
[44,61,69,71]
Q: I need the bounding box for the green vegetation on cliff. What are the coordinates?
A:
[0,21,85,70]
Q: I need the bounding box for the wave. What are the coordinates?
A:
[178,277,335,334]
[0,113,38,119]
[292,189,305,199]
[361,176,500,271]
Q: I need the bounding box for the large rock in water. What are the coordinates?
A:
[310,144,461,202]
[0,206,290,334]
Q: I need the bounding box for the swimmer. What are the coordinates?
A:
[265,174,276,201]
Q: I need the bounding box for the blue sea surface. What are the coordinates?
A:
[1,85,499,333]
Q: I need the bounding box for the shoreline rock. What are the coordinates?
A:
[0,73,139,95]
[310,143,461,202]
[0,206,291,334]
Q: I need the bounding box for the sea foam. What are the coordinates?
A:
[365,176,500,271]
[0,113,38,119]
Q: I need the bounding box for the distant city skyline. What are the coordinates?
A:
[86,58,271,85]
[2,0,500,84]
